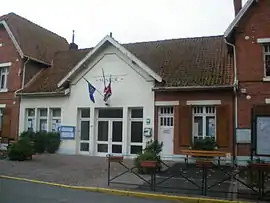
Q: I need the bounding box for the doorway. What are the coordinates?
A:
[96,108,123,156]
[158,107,174,156]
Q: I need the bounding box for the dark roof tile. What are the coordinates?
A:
[0,13,69,63]
[21,35,233,93]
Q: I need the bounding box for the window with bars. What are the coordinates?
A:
[264,44,270,77]
[192,106,216,141]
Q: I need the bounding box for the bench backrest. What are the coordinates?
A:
[181,149,227,157]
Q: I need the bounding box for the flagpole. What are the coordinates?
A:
[83,76,103,97]
[102,68,106,89]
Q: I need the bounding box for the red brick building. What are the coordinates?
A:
[225,0,270,162]
[0,13,68,140]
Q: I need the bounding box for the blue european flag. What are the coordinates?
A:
[84,77,96,103]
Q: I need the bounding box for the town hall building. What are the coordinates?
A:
[1,0,270,163]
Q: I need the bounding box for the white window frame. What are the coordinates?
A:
[192,106,216,141]
[158,107,174,127]
[49,108,61,132]
[25,108,36,131]
[264,44,270,77]
[129,108,144,155]
[38,108,48,132]
[0,62,10,92]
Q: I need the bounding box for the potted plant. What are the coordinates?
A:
[134,140,163,174]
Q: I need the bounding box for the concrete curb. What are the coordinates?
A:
[0,175,247,203]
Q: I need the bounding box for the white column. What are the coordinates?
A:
[46,107,50,132]
[34,108,38,131]
[75,108,80,155]
[122,107,128,156]
[89,107,95,155]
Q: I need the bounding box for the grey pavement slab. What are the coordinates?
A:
[0,179,177,203]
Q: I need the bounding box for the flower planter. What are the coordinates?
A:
[107,155,124,162]
[140,160,157,168]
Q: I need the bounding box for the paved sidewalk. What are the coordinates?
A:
[0,154,147,188]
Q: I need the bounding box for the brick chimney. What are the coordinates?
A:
[69,30,78,50]
[233,0,242,16]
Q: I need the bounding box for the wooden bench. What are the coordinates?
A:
[181,149,228,165]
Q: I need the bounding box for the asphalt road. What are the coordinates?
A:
[0,179,176,203]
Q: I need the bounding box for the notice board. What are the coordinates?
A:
[256,116,270,156]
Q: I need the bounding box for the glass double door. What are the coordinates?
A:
[96,119,123,155]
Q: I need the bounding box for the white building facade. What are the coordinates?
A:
[19,36,162,157]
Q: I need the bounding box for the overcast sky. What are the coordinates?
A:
[1,0,248,48]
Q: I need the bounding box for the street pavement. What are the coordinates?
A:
[0,179,176,203]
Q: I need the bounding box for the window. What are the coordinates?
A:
[26,108,35,131]
[98,109,123,118]
[0,66,9,90]
[129,108,143,154]
[192,106,216,141]
[264,44,270,77]
[0,108,3,131]
[159,107,173,126]
[38,108,48,131]
[50,108,61,132]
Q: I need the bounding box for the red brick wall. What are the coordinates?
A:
[155,90,234,154]
[234,0,270,156]
[0,25,23,139]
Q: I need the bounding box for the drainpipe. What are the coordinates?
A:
[12,57,29,140]
[14,58,29,98]
[224,38,238,166]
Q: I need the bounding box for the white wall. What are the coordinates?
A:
[19,44,155,156]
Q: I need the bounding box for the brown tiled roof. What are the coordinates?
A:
[124,35,233,87]
[21,48,91,93]
[21,35,233,93]
[0,13,69,63]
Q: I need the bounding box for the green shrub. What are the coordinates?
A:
[134,140,163,174]
[8,139,33,161]
[34,131,48,153]
[46,132,61,153]
[192,137,217,151]
[20,130,36,141]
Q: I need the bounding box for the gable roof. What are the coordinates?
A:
[0,12,69,64]
[224,0,256,39]
[124,36,233,87]
[20,35,233,94]
[57,35,162,88]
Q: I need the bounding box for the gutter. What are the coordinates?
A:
[24,55,51,66]
[224,37,238,166]
[14,58,29,99]
[152,85,235,92]
[16,88,70,97]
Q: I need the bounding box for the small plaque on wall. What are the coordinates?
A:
[60,126,75,139]
[236,128,251,144]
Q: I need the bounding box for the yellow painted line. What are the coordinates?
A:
[0,175,247,203]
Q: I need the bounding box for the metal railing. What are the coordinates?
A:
[106,154,270,201]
